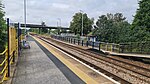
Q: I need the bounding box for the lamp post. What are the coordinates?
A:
[80,10,83,36]
[57,21,58,27]
[57,18,61,27]
[24,0,27,37]
[57,18,61,35]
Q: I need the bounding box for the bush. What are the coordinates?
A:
[0,33,7,52]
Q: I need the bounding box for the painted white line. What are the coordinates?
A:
[43,38,120,84]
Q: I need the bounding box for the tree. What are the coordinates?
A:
[41,21,48,33]
[131,0,150,42]
[93,13,131,43]
[0,1,6,52]
[130,26,150,42]
[70,12,94,35]
[0,2,6,30]
[132,0,150,31]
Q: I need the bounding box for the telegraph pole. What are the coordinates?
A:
[80,10,84,36]
[57,18,61,35]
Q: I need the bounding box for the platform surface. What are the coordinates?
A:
[12,38,85,84]
[12,41,71,84]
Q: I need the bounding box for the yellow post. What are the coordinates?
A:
[105,43,107,51]
[16,39,18,57]
[111,44,113,52]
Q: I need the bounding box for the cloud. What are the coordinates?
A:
[52,3,70,9]
[2,0,138,27]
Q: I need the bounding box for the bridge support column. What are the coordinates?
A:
[49,28,51,34]
[39,28,41,34]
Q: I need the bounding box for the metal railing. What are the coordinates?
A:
[51,35,121,53]
[51,35,150,54]
[0,49,8,83]
[120,42,150,54]
[0,39,18,83]
[0,49,9,83]
[0,18,21,83]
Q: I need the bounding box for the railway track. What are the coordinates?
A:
[33,35,150,84]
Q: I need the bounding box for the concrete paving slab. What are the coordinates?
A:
[12,41,71,84]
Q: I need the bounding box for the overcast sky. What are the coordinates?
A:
[2,0,139,27]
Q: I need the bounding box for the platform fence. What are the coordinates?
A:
[0,18,22,83]
[51,35,150,54]
[120,42,150,54]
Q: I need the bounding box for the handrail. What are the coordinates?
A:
[0,48,8,83]
[0,39,18,83]
[0,64,8,75]
[0,57,7,66]
[0,49,8,67]
[0,70,8,83]
[52,35,121,53]
[0,49,7,56]
[0,20,19,83]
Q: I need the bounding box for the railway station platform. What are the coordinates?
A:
[52,36,150,59]
[101,50,150,59]
[9,35,118,84]
[11,36,85,84]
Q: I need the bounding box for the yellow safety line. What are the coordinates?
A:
[33,36,99,84]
